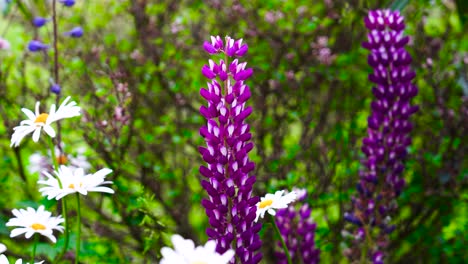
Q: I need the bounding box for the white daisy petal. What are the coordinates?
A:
[0,243,6,254]
[21,108,36,121]
[0,254,44,264]
[32,128,41,142]
[43,125,56,138]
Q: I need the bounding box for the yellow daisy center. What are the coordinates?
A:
[68,183,83,189]
[57,154,68,165]
[34,113,49,124]
[259,199,273,209]
[31,223,46,230]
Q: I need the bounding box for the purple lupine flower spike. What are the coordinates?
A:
[199,35,262,264]
[28,40,49,52]
[344,10,418,263]
[275,189,320,264]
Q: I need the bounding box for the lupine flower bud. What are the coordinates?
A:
[275,190,320,264]
[32,17,49,27]
[64,26,83,38]
[51,84,61,94]
[28,40,49,52]
[199,36,262,264]
[344,10,418,263]
[59,0,75,7]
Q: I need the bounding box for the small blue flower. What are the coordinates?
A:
[28,40,49,52]
[64,27,83,38]
[51,84,61,94]
[32,17,49,28]
[59,0,75,7]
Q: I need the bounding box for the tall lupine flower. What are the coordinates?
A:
[199,36,262,264]
[344,10,418,262]
[274,189,320,264]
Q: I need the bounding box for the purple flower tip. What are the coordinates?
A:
[203,41,218,54]
[50,84,61,94]
[32,17,49,28]
[236,44,248,57]
[65,27,84,38]
[28,40,49,52]
[59,0,75,7]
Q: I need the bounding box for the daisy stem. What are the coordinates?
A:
[31,233,39,264]
[269,214,292,264]
[75,193,81,264]
[48,136,59,171]
[55,198,69,263]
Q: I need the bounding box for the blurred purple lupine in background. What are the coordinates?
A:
[344,9,419,262]
[199,36,262,264]
[275,189,320,264]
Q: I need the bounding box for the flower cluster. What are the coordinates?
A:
[199,36,262,264]
[344,9,418,262]
[3,2,114,262]
[274,190,320,264]
[28,0,82,94]
[5,94,114,262]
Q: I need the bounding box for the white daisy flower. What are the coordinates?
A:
[255,190,297,222]
[38,165,114,200]
[6,205,64,243]
[10,96,81,147]
[160,234,234,264]
[0,254,44,264]
[0,244,5,254]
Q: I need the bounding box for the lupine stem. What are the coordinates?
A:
[270,214,292,264]
[30,233,39,264]
[75,193,81,264]
[51,0,63,153]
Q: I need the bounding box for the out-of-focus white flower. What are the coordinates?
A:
[255,190,297,222]
[0,38,10,50]
[6,205,64,243]
[0,254,44,264]
[10,96,81,147]
[39,165,114,200]
[0,244,5,254]
[28,147,91,175]
[28,153,51,175]
[160,234,234,264]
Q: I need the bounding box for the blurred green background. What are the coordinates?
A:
[0,0,466,263]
